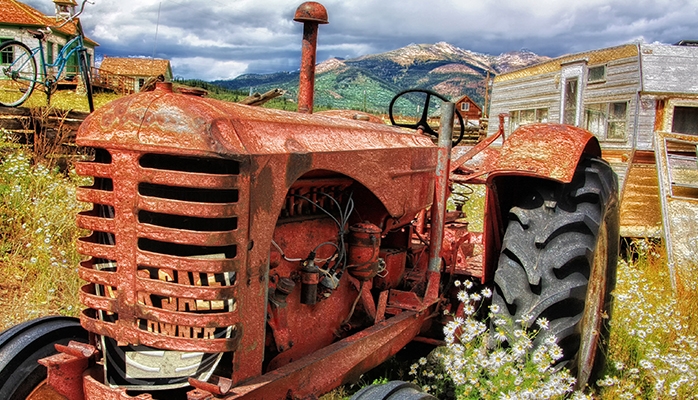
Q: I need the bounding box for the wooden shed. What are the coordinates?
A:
[98,57,173,92]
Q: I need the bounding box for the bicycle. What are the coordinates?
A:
[0,0,94,111]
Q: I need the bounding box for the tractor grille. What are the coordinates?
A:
[75,149,246,354]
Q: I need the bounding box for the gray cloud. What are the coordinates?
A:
[24,0,698,80]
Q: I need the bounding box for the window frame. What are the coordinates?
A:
[588,65,607,84]
[509,107,549,132]
[584,101,629,141]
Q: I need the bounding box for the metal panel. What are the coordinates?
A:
[641,43,698,95]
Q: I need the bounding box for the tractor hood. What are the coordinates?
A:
[77,83,435,157]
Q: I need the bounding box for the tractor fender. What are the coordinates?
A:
[479,123,602,284]
[490,123,601,183]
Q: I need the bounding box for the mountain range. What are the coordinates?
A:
[213,42,549,113]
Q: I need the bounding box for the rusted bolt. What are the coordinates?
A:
[294,2,328,114]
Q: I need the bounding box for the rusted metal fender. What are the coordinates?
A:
[489,123,601,183]
[478,123,602,284]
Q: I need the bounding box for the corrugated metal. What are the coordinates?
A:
[640,44,698,95]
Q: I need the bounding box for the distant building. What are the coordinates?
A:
[99,57,173,92]
[453,94,482,125]
[0,0,98,75]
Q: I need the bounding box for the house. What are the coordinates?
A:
[454,94,482,125]
[0,0,98,76]
[487,42,698,283]
[98,57,173,92]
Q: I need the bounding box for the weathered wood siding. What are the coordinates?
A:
[487,70,560,137]
[635,96,658,151]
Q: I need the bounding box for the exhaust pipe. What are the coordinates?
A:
[294,2,328,114]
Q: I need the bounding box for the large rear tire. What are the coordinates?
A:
[0,316,88,400]
[492,157,619,389]
[0,40,37,107]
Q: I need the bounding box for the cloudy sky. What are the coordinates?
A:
[26,0,698,81]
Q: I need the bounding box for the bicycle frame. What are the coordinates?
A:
[3,31,88,88]
[37,34,87,84]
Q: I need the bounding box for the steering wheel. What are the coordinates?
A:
[388,88,465,147]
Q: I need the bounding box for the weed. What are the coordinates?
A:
[0,129,89,329]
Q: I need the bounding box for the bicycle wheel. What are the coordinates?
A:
[78,49,94,112]
[0,40,37,107]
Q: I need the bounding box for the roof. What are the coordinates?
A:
[0,0,97,46]
[495,43,638,83]
[99,57,172,77]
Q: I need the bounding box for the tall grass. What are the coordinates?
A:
[0,129,88,329]
[18,90,121,112]
[597,240,698,399]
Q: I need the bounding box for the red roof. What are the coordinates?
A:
[0,0,97,46]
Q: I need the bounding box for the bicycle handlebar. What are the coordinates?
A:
[55,0,93,29]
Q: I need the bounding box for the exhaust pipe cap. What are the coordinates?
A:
[294,2,328,24]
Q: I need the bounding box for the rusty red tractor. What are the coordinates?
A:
[0,2,619,399]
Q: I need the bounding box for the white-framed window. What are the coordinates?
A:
[461,102,470,112]
[0,38,13,64]
[563,78,579,125]
[588,65,606,83]
[509,108,549,131]
[585,101,628,140]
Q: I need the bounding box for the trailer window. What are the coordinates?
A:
[607,102,627,139]
[588,65,606,83]
[672,106,698,135]
[509,108,548,131]
[564,78,579,125]
[584,101,628,141]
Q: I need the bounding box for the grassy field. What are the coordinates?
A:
[1,91,696,399]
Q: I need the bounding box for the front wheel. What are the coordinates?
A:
[0,316,89,400]
[491,157,619,389]
[0,40,37,107]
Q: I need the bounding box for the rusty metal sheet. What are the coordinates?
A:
[654,131,698,290]
[493,123,601,183]
[77,84,434,157]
